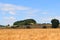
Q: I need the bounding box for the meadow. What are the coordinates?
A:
[0,29,60,40]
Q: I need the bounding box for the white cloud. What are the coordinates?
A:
[9,11,16,15]
[3,16,16,25]
[24,9,39,19]
[27,9,39,14]
[0,3,40,16]
[37,16,60,23]
[15,6,30,10]
[42,12,48,14]
[0,3,30,15]
[4,17,16,20]
[0,3,49,15]
[0,3,30,11]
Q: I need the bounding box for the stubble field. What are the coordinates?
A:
[0,29,60,40]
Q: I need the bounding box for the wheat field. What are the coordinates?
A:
[0,29,60,40]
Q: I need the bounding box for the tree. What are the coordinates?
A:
[13,20,25,25]
[43,26,47,28]
[13,19,37,26]
[24,19,36,25]
[51,19,59,28]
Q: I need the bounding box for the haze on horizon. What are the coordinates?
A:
[0,0,60,25]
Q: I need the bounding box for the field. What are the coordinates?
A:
[0,29,60,40]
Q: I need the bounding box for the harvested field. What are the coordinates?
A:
[0,29,60,40]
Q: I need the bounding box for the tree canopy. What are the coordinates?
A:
[51,19,59,28]
[13,19,37,26]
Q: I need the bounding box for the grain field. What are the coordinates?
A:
[0,29,60,40]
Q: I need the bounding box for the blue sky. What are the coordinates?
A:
[0,0,60,25]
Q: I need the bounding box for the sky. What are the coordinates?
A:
[0,0,60,25]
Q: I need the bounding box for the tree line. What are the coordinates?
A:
[13,19,59,28]
[0,18,59,28]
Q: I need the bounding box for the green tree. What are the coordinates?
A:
[13,20,25,25]
[51,19,59,28]
[13,19,37,26]
[24,19,36,25]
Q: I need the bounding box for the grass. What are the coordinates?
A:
[0,29,60,40]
